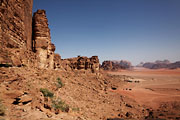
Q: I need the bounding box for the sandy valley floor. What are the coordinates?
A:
[108,68,180,119]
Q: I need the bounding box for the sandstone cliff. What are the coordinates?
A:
[32,10,55,69]
[0,0,33,49]
[0,0,100,72]
[0,0,34,67]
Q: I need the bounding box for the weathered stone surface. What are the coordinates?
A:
[0,0,34,67]
[54,53,61,69]
[32,10,50,50]
[19,95,33,103]
[0,1,99,72]
[11,55,21,67]
[32,9,55,69]
[118,60,132,69]
[61,56,100,72]
[101,60,132,71]
[0,0,33,49]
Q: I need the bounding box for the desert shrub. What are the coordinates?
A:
[0,100,5,116]
[72,107,80,112]
[52,98,69,112]
[56,77,64,88]
[40,88,54,98]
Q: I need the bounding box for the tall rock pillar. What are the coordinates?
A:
[90,56,100,73]
[32,10,55,69]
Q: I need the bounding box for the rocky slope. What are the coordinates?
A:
[32,9,55,69]
[0,0,100,72]
[61,56,100,73]
[0,0,34,67]
[0,67,150,120]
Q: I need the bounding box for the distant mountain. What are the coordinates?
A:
[168,61,180,69]
[139,60,180,69]
[136,62,144,67]
[155,60,170,64]
[101,60,132,71]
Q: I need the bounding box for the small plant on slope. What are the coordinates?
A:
[52,98,69,112]
[0,100,5,116]
[40,88,54,98]
[56,77,64,88]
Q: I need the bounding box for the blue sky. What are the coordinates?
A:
[33,0,180,65]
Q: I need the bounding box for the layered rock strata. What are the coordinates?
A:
[0,0,33,49]
[54,53,61,69]
[0,1,100,72]
[32,10,55,69]
[101,60,132,71]
[61,56,100,73]
[0,0,34,66]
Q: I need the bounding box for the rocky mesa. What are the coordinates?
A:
[101,60,132,71]
[140,60,180,69]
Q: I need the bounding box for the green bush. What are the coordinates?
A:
[56,77,64,88]
[52,98,69,112]
[0,100,5,116]
[40,88,54,98]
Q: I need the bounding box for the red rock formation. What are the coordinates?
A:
[54,53,61,69]
[0,1,99,72]
[0,0,34,66]
[101,61,113,70]
[101,60,132,71]
[61,56,100,73]
[32,10,55,69]
[90,56,100,72]
[0,0,33,49]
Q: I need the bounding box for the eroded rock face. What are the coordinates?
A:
[0,0,33,49]
[32,10,55,69]
[101,60,132,71]
[54,53,61,69]
[61,56,100,73]
[90,56,100,72]
[101,61,114,71]
[0,0,33,66]
[0,1,99,72]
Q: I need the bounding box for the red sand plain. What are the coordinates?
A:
[108,68,180,109]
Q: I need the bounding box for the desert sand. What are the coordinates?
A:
[108,68,180,119]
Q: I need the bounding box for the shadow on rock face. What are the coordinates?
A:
[107,118,124,120]
[0,64,13,68]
